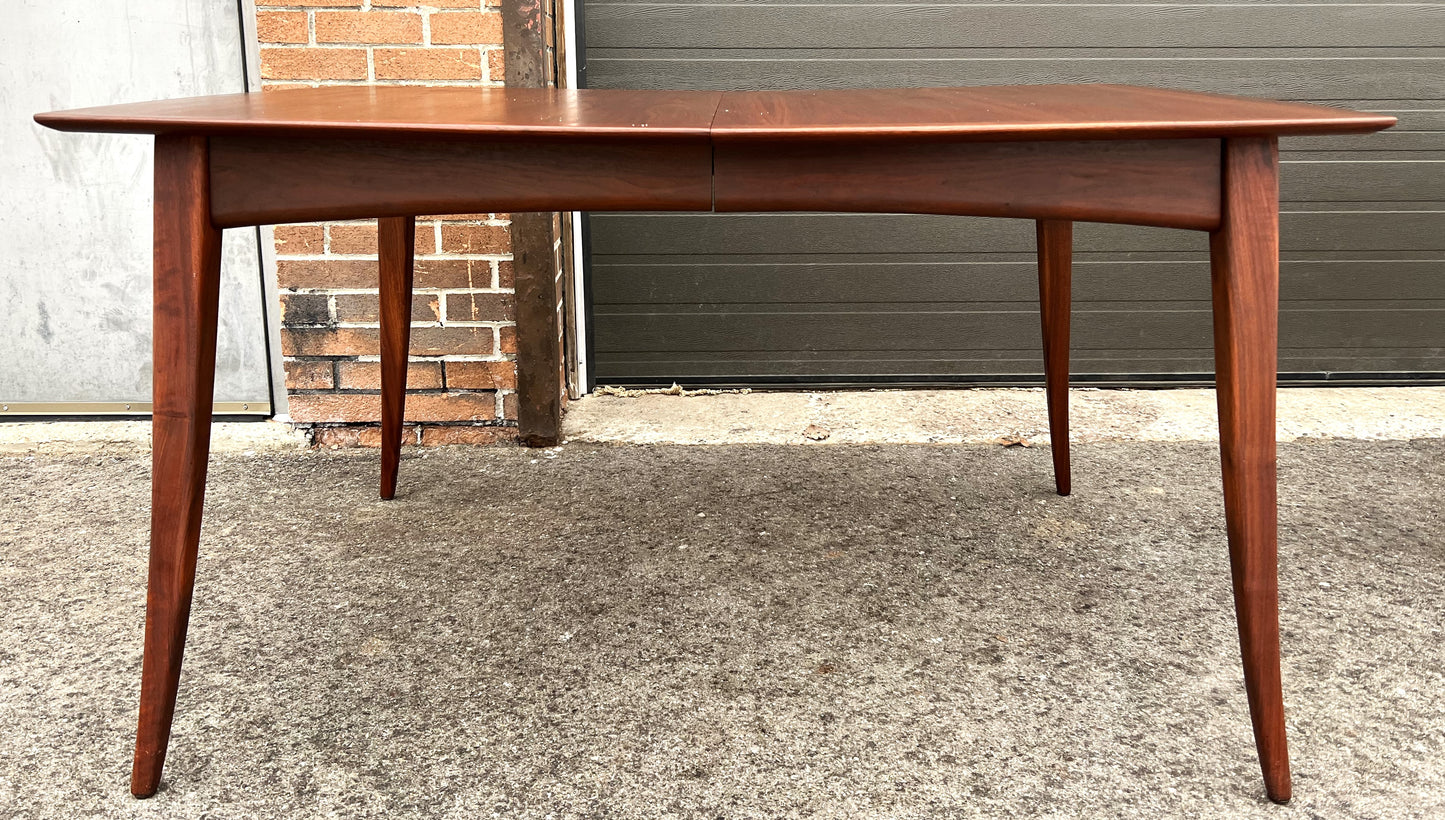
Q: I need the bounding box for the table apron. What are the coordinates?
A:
[207,135,715,228]
[210,135,1223,232]
[716,138,1223,231]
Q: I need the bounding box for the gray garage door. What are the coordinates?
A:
[581,0,1445,386]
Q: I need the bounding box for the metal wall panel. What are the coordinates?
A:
[1,0,273,411]
[582,0,1445,384]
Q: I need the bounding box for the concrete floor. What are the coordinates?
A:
[565,386,1445,445]
[1,426,1442,817]
[4,386,1443,455]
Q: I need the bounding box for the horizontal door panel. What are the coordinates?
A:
[584,0,1442,383]
[587,55,1444,100]
[593,308,1445,353]
[588,5,1445,49]
[591,259,1445,304]
[589,212,1445,254]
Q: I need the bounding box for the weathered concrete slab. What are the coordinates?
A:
[4,386,1443,456]
[564,387,1445,445]
[0,419,307,455]
[1,439,1441,818]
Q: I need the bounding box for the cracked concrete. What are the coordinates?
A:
[0,388,1442,818]
[563,386,1445,446]
[3,386,1441,456]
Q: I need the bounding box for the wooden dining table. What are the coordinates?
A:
[35,84,1395,803]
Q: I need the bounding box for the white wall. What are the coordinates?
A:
[1,0,274,412]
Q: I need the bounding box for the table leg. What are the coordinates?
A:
[131,135,223,798]
[1036,219,1072,496]
[1209,136,1291,803]
[378,216,416,499]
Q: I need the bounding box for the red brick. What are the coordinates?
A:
[315,11,422,44]
[260,48,368,81]
[415,259,493,289]
[440,224,510,254]
[444,291,514,322]
[336,360,444,390]
[280,293,331,325]
[287,326,486,358]
[328,222,434,256]
[333,293,439,323]
[416,294,444,322]
[410,327,494,356]
[486,49,505,81]
[426,212,497,221]
[290,393,499,423]
[429,12,502,45]
[407,393,500,422]
[326,223,376,255]
[415,220,440,254]
[312,425,419,448]
[281,327,379,357]
[277,260,376,289]
[496,261,514,288]
[502,391,517,420]
[498,325,516,354]
[273,225,324,255]
[421,425,514,446]
[373,0,477,6]
[283,360,334,390]
[310,424,515,448]
[256,12,307,45]
[374,48,481,81]
[445,360,515,390]
[290,394,379,423]
[257,0,358,6]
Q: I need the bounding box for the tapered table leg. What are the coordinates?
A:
[1210,137,1291,803]
[378,216,416,500]
[131,135,224,798]
[1036,219,1072,496]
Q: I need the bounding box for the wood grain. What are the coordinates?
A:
[208,135,713,227]
[711,86,1397,142]
[36,85,1395,143]
[1210,137,1291,803]
[34,86,723,141]
[131,135,223,799]
[715,139,1222,230]
[378,216,415,500]
[28,84,1398,803]
[1036,220,1072,496]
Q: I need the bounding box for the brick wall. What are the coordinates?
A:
[256,0,526,446]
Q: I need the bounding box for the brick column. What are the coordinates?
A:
[256,0,521,446]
